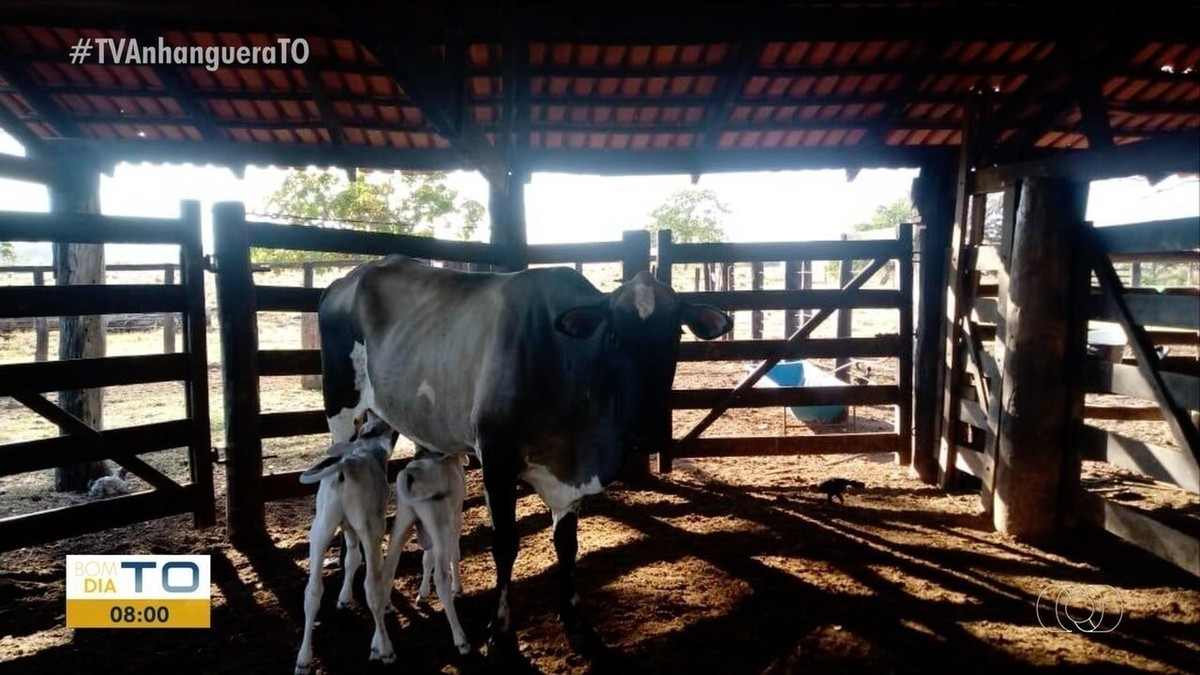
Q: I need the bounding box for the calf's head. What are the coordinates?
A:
[555,270,733,454]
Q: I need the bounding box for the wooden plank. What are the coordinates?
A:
[527,240,627,264]
[0,354,190,395]
[971,297,1001,324]
[245,221,506,265]
[1083,404,1163,421]
[10,391,186,494]
[0,485,197,553]
[953,446,992,480]
[1094,217,1200,256]
[1090,292,1200,330]
[1078,424,1199,493]
[678,335,902,362]
[255,286,321,313]
[960,399,991,430]
[976,129,1200,191]
[1076,488,1200,577]
[676,288,901,311]
[1082,359,1200,411]
[674,432,901,458]
[0,284,187,319]
[0,211,191,245]
[259,410,329,439]
[671,384,898,409]
[1146,328,1200,347]
[180,200,215,528]
[0,420,192,477]
[259,349,323,377]
[667,238,902,264]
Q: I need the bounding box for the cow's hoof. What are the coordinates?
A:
[294,662,312,675]
[335,600,350,610]
[485,634,522,669]
[455,640,472,656]
[567,625,604,657]
[369,646,396,664]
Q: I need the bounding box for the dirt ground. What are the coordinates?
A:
[2,262,1200,674]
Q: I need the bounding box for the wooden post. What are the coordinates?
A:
[910,161,957,484]
[162,264,176,354]
[620,229,653,481]
[32,269,48,362]
[300,262,321,390]
[655,229,676,473]
[799,260,813,324]
[50,161,109,492]
[488,176,528,272]
[836,235,854,382]
[897,222,915,466]
[992,177,1088,544]
[751,261,764,339]
[1130,261,1142,287]
[723,263,734,340]
[693,266,701,292]
[784,261,799,337]
[213,201,267,547]
[180,200,215,527]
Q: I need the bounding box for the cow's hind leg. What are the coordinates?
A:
[479,444,523,666]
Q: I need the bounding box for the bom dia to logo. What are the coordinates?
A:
[65,554,211,629]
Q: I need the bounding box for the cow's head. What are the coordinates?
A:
[554,270,733,454]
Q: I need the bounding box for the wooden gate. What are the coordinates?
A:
[0,201,215,551]
[653,226,915,471]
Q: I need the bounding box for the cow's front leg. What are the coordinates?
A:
[552,505,602,655]
[480,449,522,666]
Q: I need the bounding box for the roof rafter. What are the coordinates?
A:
[860,37,953,150]
[298,62,348,146]
[694,39,764,158]
[0,52,82,140]
[104,24,229,143]
[338,0,507,185]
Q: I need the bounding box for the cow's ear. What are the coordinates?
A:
[555,303,608,339]
[681,303,734,340]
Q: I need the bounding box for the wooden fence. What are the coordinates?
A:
[939,172,1200,575]
[0,201,215,551]
[654,226,914,471]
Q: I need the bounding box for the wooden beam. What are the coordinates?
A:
[299,61,348,146]
[1075,70,1115,151]
[339,0,507,185]
[121,27,221,142]
[692,38,763,166]
[861,38,951,149]
[1076,489,1200,577]
[976,130,1200,190]
[0,54,83,138]
[0,95,47,155]
[0,151,50,182]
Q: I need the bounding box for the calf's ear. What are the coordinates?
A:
[555,302,608,339]
[681,303,734,340]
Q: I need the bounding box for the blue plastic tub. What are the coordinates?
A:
[759,359,848,423]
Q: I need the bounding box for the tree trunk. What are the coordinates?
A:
[52,166,109,492]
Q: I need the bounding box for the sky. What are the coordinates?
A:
[0,129,1196,265]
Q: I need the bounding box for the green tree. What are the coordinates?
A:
[834,197,918,283]
[645,187,730,247]
[251,169,486,264]
[0,242,14,263]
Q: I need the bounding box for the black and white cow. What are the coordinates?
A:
[316,255,733,663]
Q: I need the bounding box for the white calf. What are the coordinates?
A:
[294,412,397,675]
[382,447,470,654]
